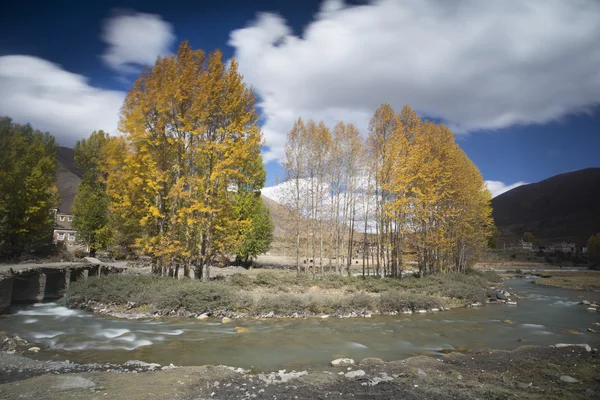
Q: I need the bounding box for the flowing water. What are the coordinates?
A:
[2,278,599,371]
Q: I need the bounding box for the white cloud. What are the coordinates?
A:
[485,180,527,198]
[0,55,124,145]
[229,0,600,163]
[101,11,175,73]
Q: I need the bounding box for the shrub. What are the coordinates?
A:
[346,292,375,311]
[228,273,253,288]
[380,290,411,312]
[154,282,236,313]
[253,294,309,315]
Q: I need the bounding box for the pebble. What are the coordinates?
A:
[331,358,355,367]
[345,370,366,378]
[560,375,578,383]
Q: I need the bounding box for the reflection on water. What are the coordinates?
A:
[3,278,600,370]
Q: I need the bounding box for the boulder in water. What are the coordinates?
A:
[221,317,233,324]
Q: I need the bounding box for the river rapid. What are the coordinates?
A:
[2,278,599,371]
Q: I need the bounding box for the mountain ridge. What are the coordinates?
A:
[491,167,600,246]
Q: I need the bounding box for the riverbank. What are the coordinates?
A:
[1,340,598,399]
[62,270,501,320]
[531,270,600,292]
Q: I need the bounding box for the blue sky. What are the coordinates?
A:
[1,0,599,196]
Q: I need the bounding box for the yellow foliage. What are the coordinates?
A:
[103,41,264,279]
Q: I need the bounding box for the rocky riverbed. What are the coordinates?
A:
[1,330,599,400]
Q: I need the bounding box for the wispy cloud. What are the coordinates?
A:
[485,180,528,198]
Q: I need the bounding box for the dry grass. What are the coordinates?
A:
[63,269,498,317]
[532,270,600,291]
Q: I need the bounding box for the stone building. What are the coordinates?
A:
[52,208,84,252]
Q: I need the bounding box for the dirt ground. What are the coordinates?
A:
[1,345,598,399]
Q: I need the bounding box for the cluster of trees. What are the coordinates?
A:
[0,117,58,259]
[71,42,273,279]
[280,104,493,277]
[588,234,600,266]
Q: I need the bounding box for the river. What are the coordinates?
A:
[2,278,599,371]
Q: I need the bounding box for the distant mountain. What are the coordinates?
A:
[55,146,81,213]
[491,168,600,246]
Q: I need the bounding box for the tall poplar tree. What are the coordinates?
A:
[72,130,111,254]
[106,41,264,280]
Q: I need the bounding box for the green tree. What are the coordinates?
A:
[488,224,499,248]
[235,195,274,265]
[0,117,58,259]
[72,131,111,253]
[588,233,600,266]
[522,231,536,244]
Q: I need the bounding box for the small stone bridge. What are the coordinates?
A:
[0,259,126,313]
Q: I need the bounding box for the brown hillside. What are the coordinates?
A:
[56,147,81,213]
[491,168,600,246]
[261,195,292,239]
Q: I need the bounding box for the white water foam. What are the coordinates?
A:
[31,331,65,339]
[55,338,154,351]
[94,328,131,339]
[348,342,368,349]
[521,324,545,329]
[23,318,38,324]
[124,339,153,350]
[138,329,184,336]
[17,305,80,318]
[116,335,138,343]
[552,300,580,307]
[533,330,554,335]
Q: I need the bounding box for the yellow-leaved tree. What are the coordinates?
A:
[105,41,263,280]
